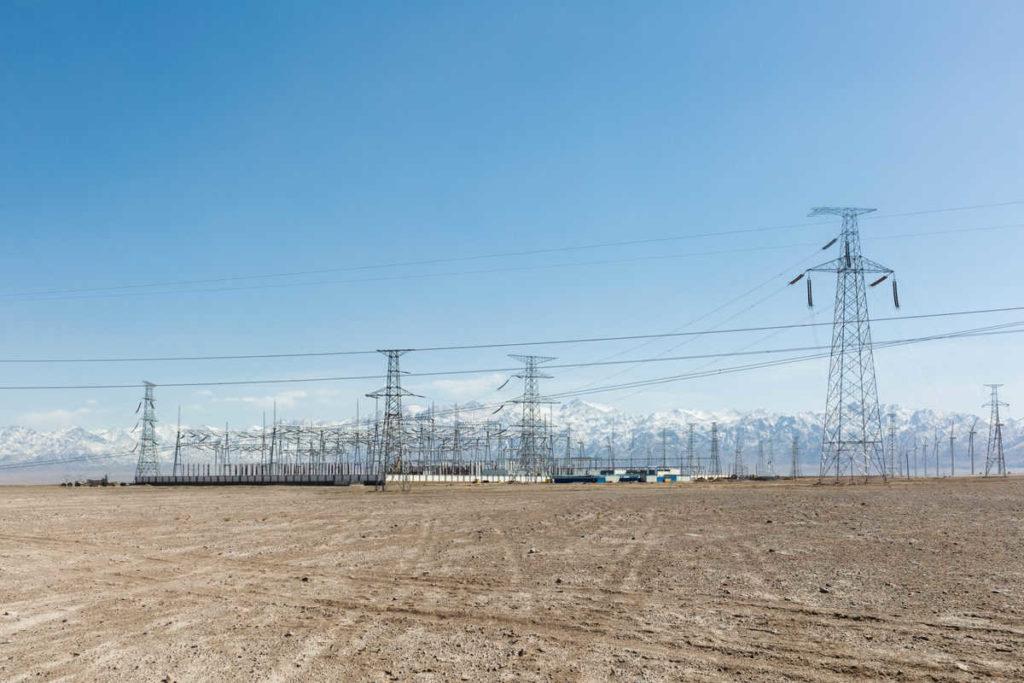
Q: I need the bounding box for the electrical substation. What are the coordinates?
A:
[129,206,1011,489]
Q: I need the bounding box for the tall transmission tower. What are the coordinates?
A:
[967,417,979,476]
[790,434,800,478]
[661,427,669,468]
[509,354,556,478]
[948,420,956,477]
[983,384,1008,477]
[686,423,696,476]
[134,381,160,480]
[886,413,898,479]
[912,437,919,478]
[732,432,745,478]
[789,207,898,482]
[709,422,721,477]
[172,406,183,476]
[366,350,416,490]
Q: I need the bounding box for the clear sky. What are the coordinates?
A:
[1,1,1022,431]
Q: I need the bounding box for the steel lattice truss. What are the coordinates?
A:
[150,397,744,483]
[365,349,418,489]
[134,382,161,478]
[508,354,557,477]
[983,384,1008,477]
[793,207,898,482]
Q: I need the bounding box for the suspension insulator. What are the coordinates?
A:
[788,273,805,285]
[869,275,888,287]
[806,277,813,308]
[844,242,852,268]
[822,237,838,250]
[892,279,900,309]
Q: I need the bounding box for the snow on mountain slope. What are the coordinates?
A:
[1,400,1019,483]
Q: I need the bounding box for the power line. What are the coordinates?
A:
[2,202,1022,303]
[0,448,173,472]
[6,221,1023,305]
[0,242,820,303]
[861,200,1024,221]
[1,226,833,299]
[547,322,1023,400]
[0,303,1020,364]
[1,321,1015,471]
[0,320,1019,391]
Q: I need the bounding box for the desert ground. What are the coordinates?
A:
[1,478,1023,682]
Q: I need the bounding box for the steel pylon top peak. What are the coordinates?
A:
[508,354,556,364]
[808,206,877,218]
[509,354,556,380]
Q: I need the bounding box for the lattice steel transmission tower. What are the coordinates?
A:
[948,420,956,478]
[789,207,899,482]
[984,384,1008,477]
[731,432,745,478]
[967,417,979,476]
[790,434,800,478]
[509,355,556,478]
[887,413,898,479]
[366,350,416,490]
[709,422,721,477]
[134,381,160,480]
[687,424,696,476]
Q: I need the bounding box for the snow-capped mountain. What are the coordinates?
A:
[1,399,1020,482]
[553,400,1022,474]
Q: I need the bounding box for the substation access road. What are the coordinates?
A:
[0,478,1023,682]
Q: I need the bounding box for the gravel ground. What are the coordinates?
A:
[1,477,1023,681]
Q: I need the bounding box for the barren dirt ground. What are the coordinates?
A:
[1,478,1023,682]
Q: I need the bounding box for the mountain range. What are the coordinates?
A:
[1,399,1019,483]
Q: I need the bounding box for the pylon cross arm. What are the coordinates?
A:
[806,257,845,273]
[859,257,894,274]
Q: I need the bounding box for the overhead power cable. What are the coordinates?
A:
[0,304,1020,364]
[0,320,1019,391]
[0,449,172,472]
[2,321,1017,470]
[548,322,1024,399]
[1,200,1021,302]
[5,221,1024,305]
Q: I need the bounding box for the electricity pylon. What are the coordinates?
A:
[983,384,1008,477]
[366,350,417,490]
[509,354,556,479]
[731,431,745,478]
[887,413,898,479]
[967,417,979,476]
[789,207,898,483]
[686,424,696,476]
[948,420,956,477]
[709,422,721,477]
[134,381,160,480]
[790,434,800,478]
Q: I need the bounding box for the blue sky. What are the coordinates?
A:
[0,1,1022,430]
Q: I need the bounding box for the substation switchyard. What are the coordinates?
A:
[133,207,1009,489]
